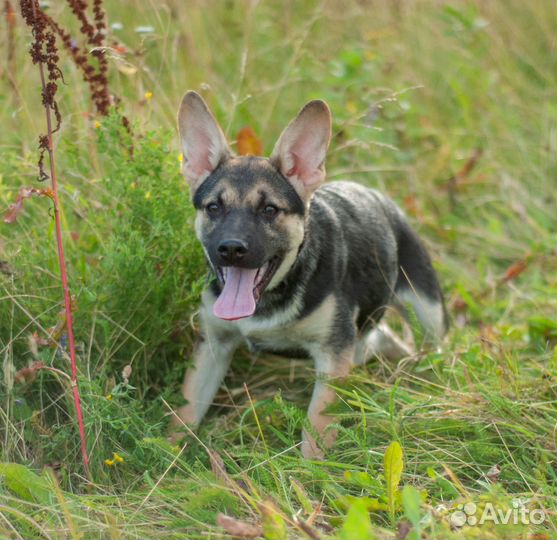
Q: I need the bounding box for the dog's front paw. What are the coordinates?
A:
[166,427,187,446]
[301,431,325,460]
[167,418,190,446]
[167,405,198,445]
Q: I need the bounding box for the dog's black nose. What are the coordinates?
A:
[217,239,248,264]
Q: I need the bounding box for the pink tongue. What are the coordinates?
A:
[213,267,259,320]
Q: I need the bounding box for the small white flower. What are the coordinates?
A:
[135,26,155,34]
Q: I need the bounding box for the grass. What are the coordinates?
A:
[1,0,556,538]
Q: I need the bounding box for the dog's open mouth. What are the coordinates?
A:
[213,256,281,321]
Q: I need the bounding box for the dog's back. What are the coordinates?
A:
[266,180,447,344]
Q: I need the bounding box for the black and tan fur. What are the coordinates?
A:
[171,91,448,458]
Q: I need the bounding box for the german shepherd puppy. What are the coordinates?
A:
[172,91,447,458]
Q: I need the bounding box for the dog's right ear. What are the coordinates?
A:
[178,91,231,194]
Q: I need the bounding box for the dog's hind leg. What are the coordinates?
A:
[393,221,448,344]
[354,322,414,365]
[394,286,446,345]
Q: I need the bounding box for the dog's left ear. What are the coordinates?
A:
[178,91,231,195]
[270,100,331,201]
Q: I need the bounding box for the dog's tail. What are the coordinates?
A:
[393,220,449,343]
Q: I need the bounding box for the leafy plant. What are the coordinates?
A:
[384,440,404,524]
[339,498,375,540]
[401,485,423,540]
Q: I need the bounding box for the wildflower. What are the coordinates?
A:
[104,452,124,466]
[346,100,357,114]
[178,153,183,163]
[106,394,112,401]
[364,50,376,61]
[144,191,151,200]
[144,91,153,101]
[94,121,101,129]
[121,364,132,384]
[135,25,155,34]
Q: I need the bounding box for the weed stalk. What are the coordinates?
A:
[21,0,90,477]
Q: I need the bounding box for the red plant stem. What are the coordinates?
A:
[31,0,90,477]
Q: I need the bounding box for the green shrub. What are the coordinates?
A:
[89,112,205,392]
[0,111,205,474]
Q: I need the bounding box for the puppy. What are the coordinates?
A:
[172,91,447,458]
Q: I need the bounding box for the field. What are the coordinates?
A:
[0,0,556,538]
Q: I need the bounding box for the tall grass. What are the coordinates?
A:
[0,0,556,538]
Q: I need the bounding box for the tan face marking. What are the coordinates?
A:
[195,180,237,208]
[219,180,241,207]
[268,213,304,289]
[194,212,204,241]
[241,179,298,211]
[243,182,267,207]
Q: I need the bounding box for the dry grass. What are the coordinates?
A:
[0,0,556,538]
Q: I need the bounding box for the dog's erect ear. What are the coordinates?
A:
[178,91,231,194]
[270,100,331,201]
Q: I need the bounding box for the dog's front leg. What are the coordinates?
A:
[171,333,239,434]
[301,345,354,459]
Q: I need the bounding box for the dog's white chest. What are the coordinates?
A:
[233,294,337,352]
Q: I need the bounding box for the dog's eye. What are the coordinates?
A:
[206,202,221,215]
[262,204,278,218]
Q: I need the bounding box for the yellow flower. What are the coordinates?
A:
[364,50,376,61]
[94,121,101,129]
[104,452,124,466]
[144,191,151,200]
[178,153,183,163]
[144,91,153,101]
[346,100,357,114]
[106,394,112,401]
